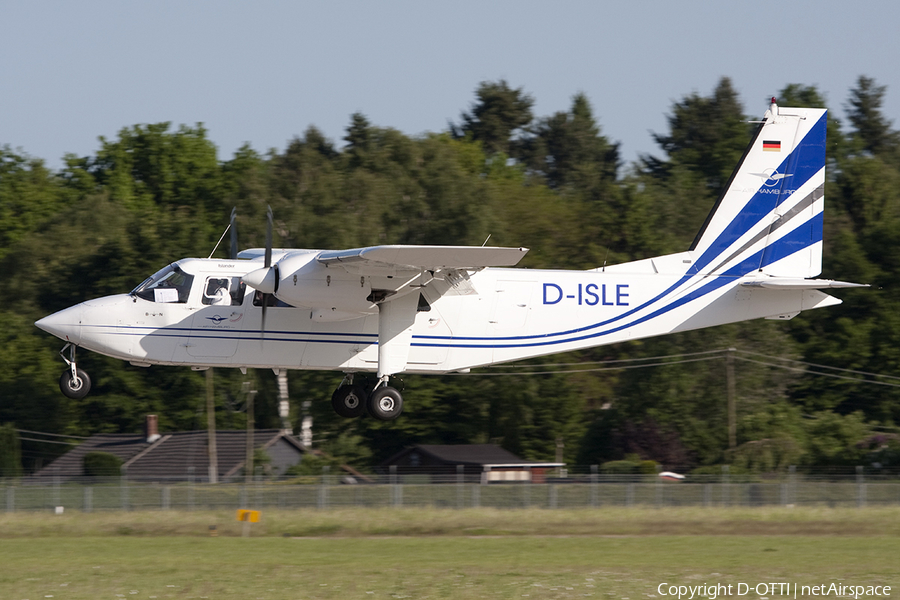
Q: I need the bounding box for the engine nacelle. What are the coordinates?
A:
[270,253,377,315]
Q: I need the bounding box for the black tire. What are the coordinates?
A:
[367,386,403,421]
[331,384,367,418]
[59,368,91,399]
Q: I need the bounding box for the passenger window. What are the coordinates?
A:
[202,276,246,306]
[252,290,295,308]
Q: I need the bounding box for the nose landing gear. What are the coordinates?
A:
[330,374,404,421]
[58,343,92,399]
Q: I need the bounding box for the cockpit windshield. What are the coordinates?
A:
[131,264,194,303]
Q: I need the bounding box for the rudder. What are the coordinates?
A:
[688,99,827,279]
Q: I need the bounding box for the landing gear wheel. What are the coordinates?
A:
[368,386,403,421]
[331,385,368,418]
[59,368,91,399]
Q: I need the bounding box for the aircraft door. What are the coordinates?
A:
[187,276,247,358]
[489,280,534,331]
[408,292,453,367]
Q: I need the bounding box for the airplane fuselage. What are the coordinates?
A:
[42,251,837,375]
[35,102,863,420]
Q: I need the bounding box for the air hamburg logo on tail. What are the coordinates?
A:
[748,168,794,194]
[750,168,793,186]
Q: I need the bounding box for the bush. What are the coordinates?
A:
[83,452,122,477]
[600,456,659,475]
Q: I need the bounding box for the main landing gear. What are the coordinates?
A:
[57,343,92,399]
[331,374,403,421]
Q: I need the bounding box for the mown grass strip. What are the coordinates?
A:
[2,535,898,600]
[3,506,900,537]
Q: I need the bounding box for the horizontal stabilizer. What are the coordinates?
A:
[317,245,529,270]
[740,278,868,290]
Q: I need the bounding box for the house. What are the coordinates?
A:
[32,415,308,482]
[380,444,564,484]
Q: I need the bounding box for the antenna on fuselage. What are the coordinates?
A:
[208,207,238,259]
[229,207,238,260]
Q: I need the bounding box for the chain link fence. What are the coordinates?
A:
[5,468,900,512]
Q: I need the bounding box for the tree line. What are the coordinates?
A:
[2,75,899,474]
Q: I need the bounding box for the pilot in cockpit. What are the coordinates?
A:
[206,279,230,305]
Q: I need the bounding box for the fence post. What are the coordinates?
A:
[721,465,730,507]
[187,467,195,511]
[389,465,402,508]
[83,486,92,513]
[655,465,663,508]
[789,465,797,506]
[523,467,531,509]
[318,466,330,510]
[6,485,14,513]
[456,465,464,509]
[590,465,598,508]
[121,472,129,511]
[549,480,557,509]
[856,466,866,508]
[162,486,170,511]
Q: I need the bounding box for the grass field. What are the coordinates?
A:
[2,508,898,599]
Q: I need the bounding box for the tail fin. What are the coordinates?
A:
[689,99,827,279]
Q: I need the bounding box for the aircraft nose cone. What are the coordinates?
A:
[243,267,277,294]
[35,305,83,344]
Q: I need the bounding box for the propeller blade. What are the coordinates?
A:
[229,207,238,260]
[261,300,268,338]
[265,205,273,269]
[261,206,275,338]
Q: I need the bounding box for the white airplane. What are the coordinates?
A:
[36,99,865,421]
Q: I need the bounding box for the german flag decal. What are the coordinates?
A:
[763,140,781,152]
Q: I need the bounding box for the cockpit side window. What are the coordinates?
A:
[202,276,246,306]
[132,265,194,303]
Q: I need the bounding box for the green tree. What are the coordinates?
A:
[644,77,750,197]
[846,76,899,158]
[0,148,65,260]
[522,92,619,192]
[453,80,534,156]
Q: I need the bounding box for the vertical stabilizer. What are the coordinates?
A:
[689,99,827,279]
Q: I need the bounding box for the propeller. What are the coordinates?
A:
[261,206,274,334]
[241,206,278,336]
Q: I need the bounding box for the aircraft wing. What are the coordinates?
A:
[317,245,529,271]
[740,278,868,290]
